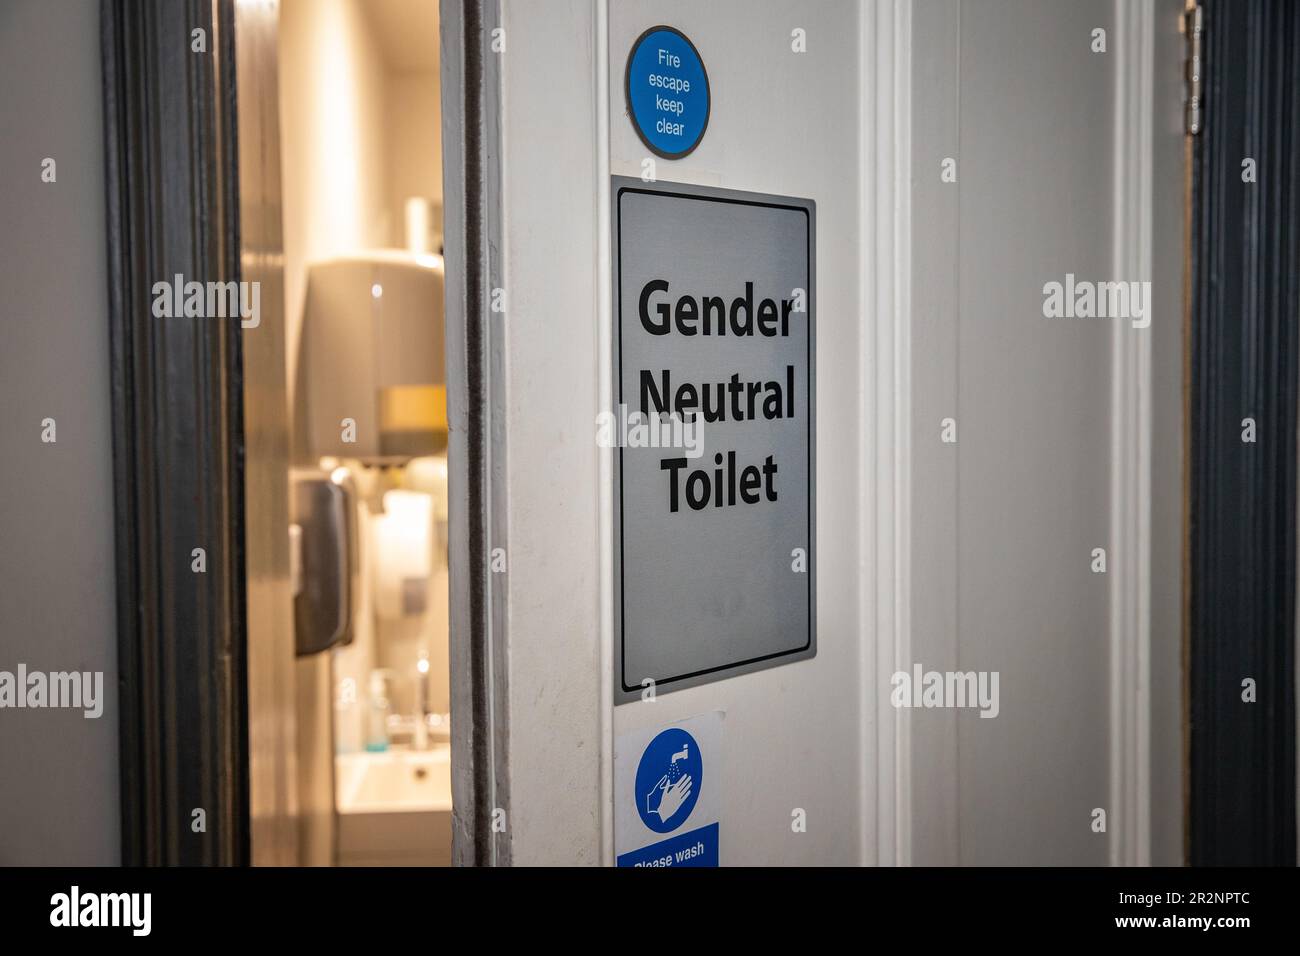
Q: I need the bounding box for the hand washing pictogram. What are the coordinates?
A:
[635,728,702,833]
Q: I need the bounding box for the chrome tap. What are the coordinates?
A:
[414,650,431,750]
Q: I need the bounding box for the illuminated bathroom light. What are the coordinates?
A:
[371,283,383,299]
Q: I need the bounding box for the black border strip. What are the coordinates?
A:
[101,0,249,865]
[461,0,492,868]
[1188,0,1298,866]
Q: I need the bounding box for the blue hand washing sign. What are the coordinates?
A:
[625,26,710,159]
[616,715,721,867]
[635,727,703,833]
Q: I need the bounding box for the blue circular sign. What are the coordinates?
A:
[625,26,710,159]
[634,727,703,833]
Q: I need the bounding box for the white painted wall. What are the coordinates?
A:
[954,0,1113,865]
[908,0,1185,865]
[912,0,1114,867]
[0,0,120,865]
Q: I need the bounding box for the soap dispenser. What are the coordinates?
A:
[365,669,393,753]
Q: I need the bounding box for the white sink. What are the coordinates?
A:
[335,746,452,865]
[336,746,452,813]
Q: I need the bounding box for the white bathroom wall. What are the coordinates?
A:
[0,0,120,865]
[279,0,393,404]
[370,0,444,248]
[386,72,444,244]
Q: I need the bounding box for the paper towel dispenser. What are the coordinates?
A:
[298,251,446,461]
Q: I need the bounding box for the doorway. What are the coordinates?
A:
[274,0,453,866]
[97,0,1299,870]
[102,0,490,869]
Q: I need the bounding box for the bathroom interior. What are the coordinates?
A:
[278,0,451,866]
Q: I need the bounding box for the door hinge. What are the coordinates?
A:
[1183,4,1204,135]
